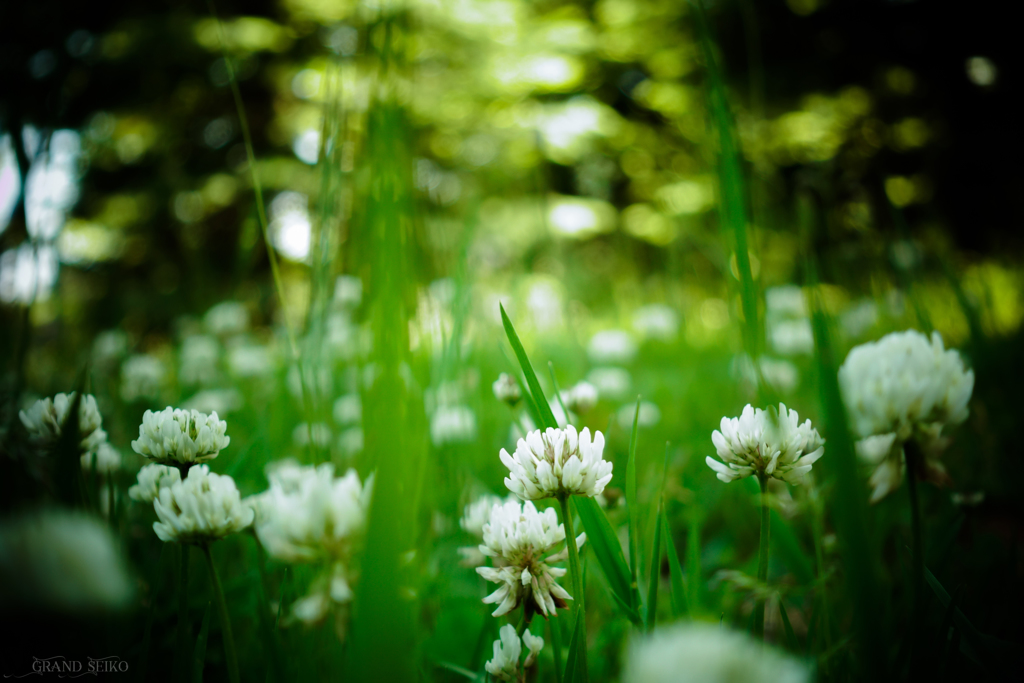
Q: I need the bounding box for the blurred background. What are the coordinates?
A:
[1,0,1021,680]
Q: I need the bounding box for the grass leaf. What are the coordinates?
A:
[562,608,584,683]
[645,499,663,631]
[661,505,689,618]
[500,303,557,429]
[778,597,798,652]
[192,601,212,683]
[575,496,640,626]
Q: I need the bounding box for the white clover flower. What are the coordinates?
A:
[623,624,810,683]
[81,441,121,474]
[19,392,107,454]
[476,499,584,618]
[560,381,598,414]
[632,304,679,341]
[587,329,638,364]
[617,401,661,429]
[292,422,333,448]
[430,405,477,447]
[501,426,612,500]
[253,461,372,565]
[179,334,221,385]
[457,493,506,567]
[839,330,974,501]
[128,463,181,503]
[120,354,166,402]
[485,624,522,681]
[203,301,249,336]
[705,404,824,485]
[586,366,632,400]
[182,388,243,415]
[0,510,134,612]
[492,373,522,406]
[226,342,275,378]
[484,624,544,681]
[131,407,230,465]
[152,465,254,543]
[332,394,362,425]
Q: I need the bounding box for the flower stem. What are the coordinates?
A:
[557,494,587,677]
[175,544,191,683]
[202,543,240,683]
[753,474,771,640]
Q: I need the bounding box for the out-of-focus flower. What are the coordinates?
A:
[588,329,638,364]
[129,463,181,503]
[586,366,631,400]
[203,301,249,336]
[120,354,166,402]
[617,401,662,429]
[333,275,363,309]
[81,441,121,474]
[484,624,544,681]
[623,623,810,683]
[705,404,824,484]
[131,407,230,465]
[182,388,243,415]
[839,330,974,501]
[19,392,107,454]
[0,510,134,612]
[492,373,522,406]
[731,355,799,394]
[292,422,333,449]
[430,405,477,446]
[179,334,221,385]
[153,465,253,543]
[332,394,362,425]
[560,381,598,414]
[501,426,612,500]
[476,500,583,618]
[632,304,679,341]
[769,319,814,356]
[457,493,505,566]
[226,342,275,378]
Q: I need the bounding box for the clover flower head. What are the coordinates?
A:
[457,493,506,567]
[430,405,477,446]
[128,463,181,503]
[81,441,122,475]
[500,425,612,500]
[475,499,584,618]
[131,407,230,465]
[705,403,824,484]
[623,624,810,683]
[560,381,598,414]
[19,392,107,454]
[492,373,522,406]
[152,465,253,543]
[485,624,545,681]
[839,330,974,501]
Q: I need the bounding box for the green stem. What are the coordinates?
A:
[905,443,925,672]
[558,494,587,678]
[176,544,191,682]
[202,544,240,683]
[754,474,770,640]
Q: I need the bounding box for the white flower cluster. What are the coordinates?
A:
[839,330,974,501]
[152,465,254,543]
[485,624,544,682]
[458,493,505,566]
[131,407,230,465]
[81,442,122,475]
[492,373,522,406]
[19,392,107,455]
[500,426,612,500]
[623,624,809,683]
[128,463,181,503]
[250,462,373,627]
[705,404,824,484]
[559,381,598,414]
[430,405,477,447]
[476,499,584,618]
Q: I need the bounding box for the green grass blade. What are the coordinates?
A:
[626,396,641,609]
[550,613,564,683]
[661,505,688,618]
[575,496,640,626]
[645,499,663,632]
[742,478,814,584]
[778,597,798,652]
[500,303,557,429]
[686,514,703,614]
[562,608,584,683]
[192,601,212,683]
[548,362,570,427]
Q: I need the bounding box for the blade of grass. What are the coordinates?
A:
[500,303,557,429]
[548,362,570,427]
[562,608,583,683]
[626,396,641,612]
[550,612,564,683]
[661,504,689,618]
[778,597,798,651]
[645,499,663,631]
[575,496,640,626]
[192,602,212,683]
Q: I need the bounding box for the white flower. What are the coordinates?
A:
[476,499,584,618]
[332,394,362,425]
[560,381,598,414]
[632,304,679,341]
[501,426,612,500]
[586,366,632,400]
[623,624,810,683]
[769,319,815,356]
[203,301,249,336]
[253,461,372,564]
[587,329,637,364]
[617,401,661,429]
[131,407,230,465]
[292,422,333,448]
[492,373,522,406]
[484,624,544,681]
[20,392,107,454]
[457,493,505,567]
[120,354,166,402]
[153,465,254,543]
[430,405,477,446]
[128,463,181,503]
[81,441,121,474]
[839,330,974,501]
[179,334,221,385]
[706,404,824,484]
[0,510,134,612]
[485,624,523,681]
[182,388,243,415]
